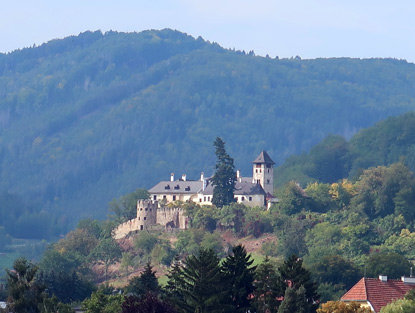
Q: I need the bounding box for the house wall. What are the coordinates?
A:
[234,194,265,207]
[151,193,196,203]
[196,193,213,205]
[196,193,264,207]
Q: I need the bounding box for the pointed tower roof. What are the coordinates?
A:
[253,151,275,165]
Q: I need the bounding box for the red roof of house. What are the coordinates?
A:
[341,277,415,313]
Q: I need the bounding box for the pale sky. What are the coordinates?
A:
[1,0,415,62]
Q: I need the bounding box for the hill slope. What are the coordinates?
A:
[2,29,415,224]
[275,111,415,187]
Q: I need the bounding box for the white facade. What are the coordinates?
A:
[149,151,275,208]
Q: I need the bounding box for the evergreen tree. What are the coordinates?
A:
[174,248,228,313]
[125,262,159,296]
[222,245,256,313]
[278,255,319,313]
[277,286,307,313]
[164,255,185,308]
[252,256,282,313]
[6,258,45,313]
[212,137,236,208]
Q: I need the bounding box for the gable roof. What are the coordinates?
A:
[202,181,266,196]
[149,180,203,194]
[341,277,415,313]
[253,151,275,165]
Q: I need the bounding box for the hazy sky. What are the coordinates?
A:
[1,0,414,62]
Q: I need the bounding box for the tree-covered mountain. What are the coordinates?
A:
[2,29,415,230]
[275,112,415,187]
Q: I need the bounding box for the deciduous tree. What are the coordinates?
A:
[317,301,372,313]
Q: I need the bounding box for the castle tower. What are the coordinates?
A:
[136,199,158,231]
[252,151,275,195]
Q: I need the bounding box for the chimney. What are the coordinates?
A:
[170,173,174,182]
[200,172,204,181]
[182,174,187,181]
[379,275,387,282]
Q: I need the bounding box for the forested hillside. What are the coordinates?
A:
[275,112,415,187]
[2,29,415,233]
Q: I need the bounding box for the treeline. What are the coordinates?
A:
[1,29,415,224]
[276,111,415,187]
[0,191,71,249]
[2,157,415,310]
[2,246,321,313]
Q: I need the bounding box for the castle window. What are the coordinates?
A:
[199,199,202,202]
[204,197,206,201]
[174,185,180,190]
[185,186,190,191]
[144,217,147,220]
[165,185,170,190]
[208,196,210,201]
[255,169,258,173]
[145,208,148,211]
[140,208,143,211]
[163,195,166,200]
[153,195,157,200]
[241,197,245,201]
[140,225,143,230]
[138,217,140,220]
[249,196,252,201]
[267,179,270,184]
[173,195,176,201]
[267,169,270,173]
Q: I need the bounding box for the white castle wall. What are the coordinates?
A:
[113,200,187,239]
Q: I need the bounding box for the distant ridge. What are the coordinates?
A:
[1,29,415,224]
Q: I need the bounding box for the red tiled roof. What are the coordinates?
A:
[341,277,415,313]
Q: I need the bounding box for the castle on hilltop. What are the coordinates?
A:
[113,151,277,239]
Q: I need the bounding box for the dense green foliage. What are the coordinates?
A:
[276,112,415,187]
[4,28,415,311]
[380,290,415,313]
[222,245,256,313]
[5,257,74,313]
[2,29,415,233]
[125,262,159,296]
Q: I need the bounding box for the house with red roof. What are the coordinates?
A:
[341,275,415,312]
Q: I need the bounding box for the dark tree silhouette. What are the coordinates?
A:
[222,245,256,313]
[212,137,236,208]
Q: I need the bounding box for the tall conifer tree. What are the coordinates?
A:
[222,245,256,313]
[212,137,236,208]
[174,248,227,313]
[252,256,283,313]
[278,255,319,313]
